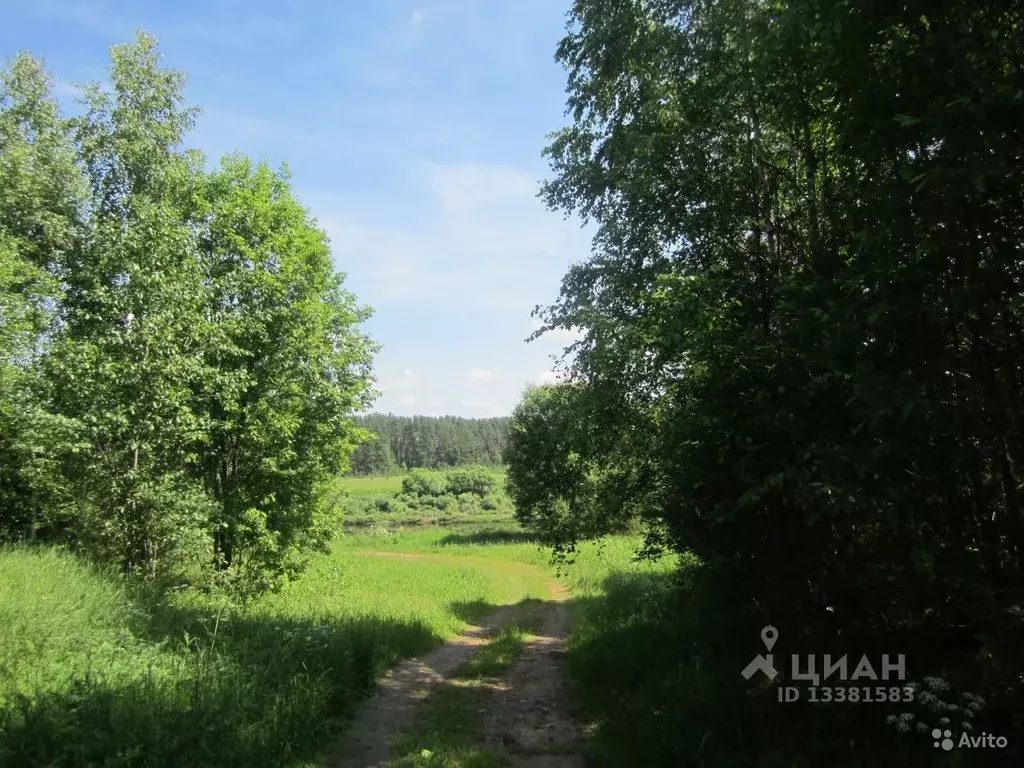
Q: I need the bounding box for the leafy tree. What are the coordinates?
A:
[194,154,376,590]
[0,53,87,541]
[0,33,376,595]
[530,0,1024,754]
[444,465,500,497]
[505,382,661,552]
[42,33,212,577]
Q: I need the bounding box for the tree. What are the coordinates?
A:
[194,154,376,590]
[349,436,397,475]
[44,33,212,577]
[0,53,86,540]
[346,414,510,472]
[504,384,591,544]
[505,382,659,552]
[535,0,1024,751]
[0,33,377,595]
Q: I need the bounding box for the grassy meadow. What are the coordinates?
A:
[331,468,515,528]
[334,474,407,498]
[0,488,673,767]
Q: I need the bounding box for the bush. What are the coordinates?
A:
[401,469,447,498]
[455,493,481,515]
[444,466,499,497]
[427,495,452,511]
[374,496,400,514]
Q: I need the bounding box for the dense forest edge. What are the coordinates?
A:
[500,0,1024,765]
[347,415,509,475]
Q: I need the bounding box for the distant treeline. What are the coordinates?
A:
[349,414,509,474]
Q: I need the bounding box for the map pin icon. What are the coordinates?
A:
[761,625,778,652]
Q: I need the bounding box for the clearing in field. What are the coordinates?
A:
[336,475,407,498]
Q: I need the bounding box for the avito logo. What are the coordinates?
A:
[932,729,1008,751]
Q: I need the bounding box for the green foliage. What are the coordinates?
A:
[349,435,398,476]
[193,154,376,593]
[348,414,509,473]
[0,52,87,541]
[505,383,661,554]
[505,385,590,534]
[443,466,500,497]
[524,0,1024,761]
[0,34,375,594]
[402,468,449,498]
[337,469,511,526]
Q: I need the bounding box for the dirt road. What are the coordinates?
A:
[323,551,583,768]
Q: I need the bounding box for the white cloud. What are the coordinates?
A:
[378,369,417,393]
[312,162,591,312]
[398,395,417,406]
[532,371,565,386]
[460,398,505,417]
[468,369,499,382]
[409,9,427,29]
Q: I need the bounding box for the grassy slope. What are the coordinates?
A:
[0,524,670,767]
[0,533,546,767]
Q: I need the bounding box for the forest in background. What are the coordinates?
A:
[347,414,509,474]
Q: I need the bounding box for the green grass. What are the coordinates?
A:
[335,474,406,497]
[334,523,676,599]
[0,533,551,767]
[0,522,677,767]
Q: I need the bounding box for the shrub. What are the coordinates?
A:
[444,466,499,497]
[401,469,447,498]
[428,495,452,511]
[455,493,482,515]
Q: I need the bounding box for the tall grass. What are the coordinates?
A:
[0,536,547,768]
[1,524,679,767]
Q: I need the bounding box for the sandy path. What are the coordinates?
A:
[484,579,584,768]
[322,551,583,768]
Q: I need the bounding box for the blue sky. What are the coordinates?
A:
[2,0,589,417]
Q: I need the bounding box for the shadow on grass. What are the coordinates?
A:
[566,570,970,768]
[0,596,441,768]
[436,528,540,547]
[448,599,497,625]
[447,597,548,630]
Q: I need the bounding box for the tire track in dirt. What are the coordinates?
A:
[483,578,584,768]
[323,551,577,768]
